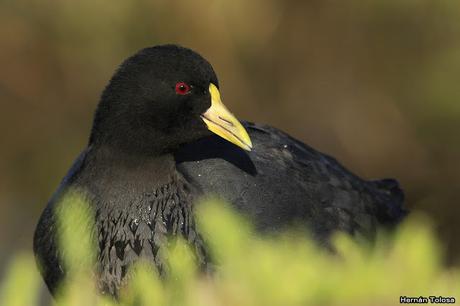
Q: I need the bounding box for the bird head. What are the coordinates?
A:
[90,44,252,155]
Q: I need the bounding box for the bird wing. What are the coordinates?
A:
[175,121,406,242]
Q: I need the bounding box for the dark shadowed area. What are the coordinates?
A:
[1,0,459,280]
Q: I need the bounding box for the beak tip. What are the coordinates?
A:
[245,141,253,152]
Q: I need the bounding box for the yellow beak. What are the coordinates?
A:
[201,84,252,151]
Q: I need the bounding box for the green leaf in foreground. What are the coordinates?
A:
[0,254,41,306]
[5,195,459,306]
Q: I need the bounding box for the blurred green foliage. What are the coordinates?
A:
[1,197,459,306]
[56,191,96,275]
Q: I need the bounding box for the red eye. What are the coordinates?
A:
[175,82,191,95]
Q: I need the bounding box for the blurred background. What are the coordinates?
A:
[1,0,459,279]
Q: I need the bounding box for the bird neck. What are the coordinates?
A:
[89,99,185,156]
[89,129,178,156]
[86,145,178,189]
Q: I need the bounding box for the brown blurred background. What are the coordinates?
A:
[1,0,459,274]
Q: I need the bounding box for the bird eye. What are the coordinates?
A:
[175,82,191,95]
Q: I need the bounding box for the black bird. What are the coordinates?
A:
[34,44,405,296]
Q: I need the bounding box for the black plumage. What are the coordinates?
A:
[33,44,405,297]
